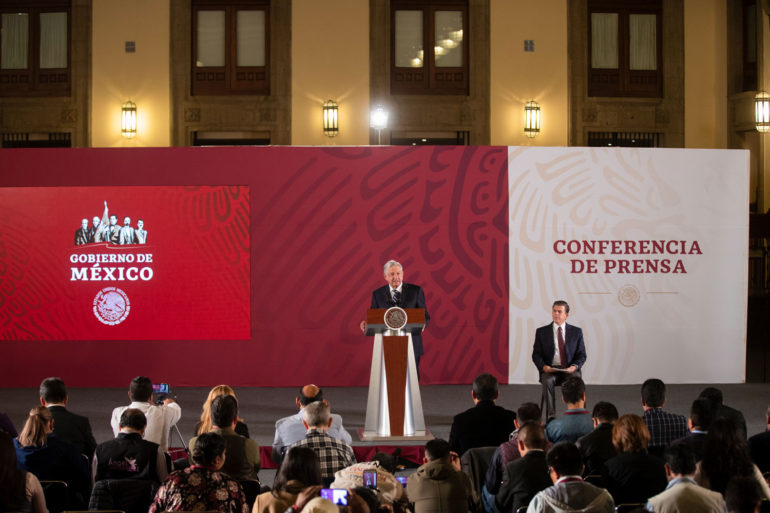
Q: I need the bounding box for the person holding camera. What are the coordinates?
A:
[111,376,181,453]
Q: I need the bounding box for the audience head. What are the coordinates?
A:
[560,376,585,405]
[191,432,226,468]
[641,378,666,408]
[371,451,397,474]
[198,384,240,435]
[699,386,724,410]
[303,400,331,429]
[472,373,499,402]
[0,430,26,506]
[725,476,762,513]
[700,417,754,495]
[612,414,650,453]
[690,398,714,431]
[517,402,542,424]
[518,421,547,451]
[129,376,153,402]
[18,406,53,448]
[211,395,238,429]
[272,446,323,493]
[546,442,583,480]
[119,408,147,432]
[425,439,451,461]
[663,443,696,478]
[352,487,380,513]
[298,384,323,407]
[592,401,619,424]
[39,377,67,405]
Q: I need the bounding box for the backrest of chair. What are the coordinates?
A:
[89,479,157,513]
[615,504,646,513]
[460,446,497,499]
[239,480,261,509]
[39,480,68,513]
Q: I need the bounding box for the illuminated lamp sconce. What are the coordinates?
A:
[756,91,770,132]
[524,100,541,138]
[370,105,389,144]
[121,101,137,138]
[323,100,339,137]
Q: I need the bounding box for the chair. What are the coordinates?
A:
[39,480,68,513]
[516,508,527,513]
[460,446,497,502]
[88,479,158,513]
[583,474,604,487]
[238,480,261,509]
[63,510,125,513]
[615,504,646,513]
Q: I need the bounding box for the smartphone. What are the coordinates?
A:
[363,470,378,489]
[153,383,170,394]
[396,476,408,487]
[320,489,348,506]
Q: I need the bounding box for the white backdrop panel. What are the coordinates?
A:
[507,147,749,384]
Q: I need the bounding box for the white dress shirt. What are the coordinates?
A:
[110,401,181,453]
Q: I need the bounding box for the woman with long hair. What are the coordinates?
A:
[149,432,247,513]
[696,417,770,497]
[253,446,323,513]
[14,406,89,508]
[602,413,667,504]
[0,430,47,513]
[195,385,250,437]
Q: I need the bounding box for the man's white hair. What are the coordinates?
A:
[303,400,331,428]
[383,260,403,274]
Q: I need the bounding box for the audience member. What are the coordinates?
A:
[289,400,355,485]
[0,430,47,513]
[641,379,687,458]
[526,441,614,513]
[39,377,97,458]
[407,439,476,513]
[699,387,747,440]
[93,408,167,483]
[253,446,322,513]
[189,395,260,482]
[111,376,181,453]
[576,401,618,477]
[330,459,405,505]
[0,411,17,437]
[725,476,763,513]
[494,422,552,513]
[646,444,725,513]
[149,432,248,513]
[448,373,516,456]
[484,402,549,498]
[195,385,250,438]
[545,376,593,443]
[273,385,352,463]
[14,406,90,506]
[602,414,667,505]
[748,405,770,473]
[671,398,712,461]
[695,417,770,498]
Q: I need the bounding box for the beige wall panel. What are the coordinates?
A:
[92,0,170,147]
[490,0,567,146]
[292,0,369,145]
[684,0,727,149]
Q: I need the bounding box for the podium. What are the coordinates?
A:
[360,307,432,441]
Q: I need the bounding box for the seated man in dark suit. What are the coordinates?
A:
[494,422,552,513]
[699,386,747,440]
[189,395,260,482]
[672,398,712,461]
[39,377,97,459]
[749,405,770,473]
[93,408,167,483]
[448,373,516,456]
[576,401,618,477]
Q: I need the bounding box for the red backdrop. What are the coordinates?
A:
[0,146,508,387]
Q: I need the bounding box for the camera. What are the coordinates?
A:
[363,470,378,490]
[320,489,348,506]
[153,382,172,405]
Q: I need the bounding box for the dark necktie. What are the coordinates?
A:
[392,290,401,306]
[557,326,567,368]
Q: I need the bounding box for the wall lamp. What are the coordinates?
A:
[756,92,770,132]
[323,100,339,137]
[370,105,389,144]
[121,101,137,138]
[524,100,541,138]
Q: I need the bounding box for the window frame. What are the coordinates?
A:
[191,0,270,96]
[587,0,662,98]
[0,0,71,97]
[390,0,468,95]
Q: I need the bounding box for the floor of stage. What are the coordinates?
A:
[2,383,769,484]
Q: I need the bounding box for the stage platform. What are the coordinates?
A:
[2,383,769,481]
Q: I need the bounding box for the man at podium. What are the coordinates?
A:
[362,260,430,370]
